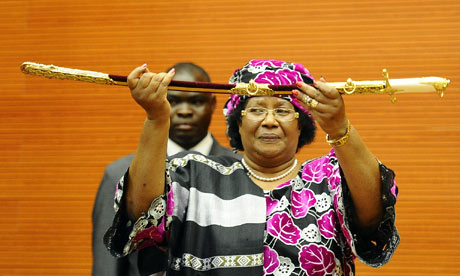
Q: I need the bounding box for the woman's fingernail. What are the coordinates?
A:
[292,89,299,96]
[296,81,303,87]
[168,68,175,74]
[141,63,147,68]
[314,80,318,86]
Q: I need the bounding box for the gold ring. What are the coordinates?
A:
[304,95,312,106]
[310,99,319,108]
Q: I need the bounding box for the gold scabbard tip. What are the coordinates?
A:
[20,61,115,85]
[20,62,33,73]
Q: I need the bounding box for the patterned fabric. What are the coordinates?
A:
[104,150,399,276]
[223,59,315,118]
[170,253,263,271]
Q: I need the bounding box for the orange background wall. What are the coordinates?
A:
[1,0,459,275]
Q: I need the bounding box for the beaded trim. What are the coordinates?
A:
[241,158,298,182]
[171,253,263,271]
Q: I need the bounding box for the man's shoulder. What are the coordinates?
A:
[210,136,241,159]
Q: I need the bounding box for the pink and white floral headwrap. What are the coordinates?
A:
[223,59,315,117]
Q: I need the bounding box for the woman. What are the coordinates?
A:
[105,60,399,275]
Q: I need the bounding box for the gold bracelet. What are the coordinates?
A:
[326,120,351,147]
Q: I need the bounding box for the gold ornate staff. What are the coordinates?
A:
[21,62,450,102]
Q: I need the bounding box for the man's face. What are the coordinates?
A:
[167,71,216,149]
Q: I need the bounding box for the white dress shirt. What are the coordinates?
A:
[167,132,213,156]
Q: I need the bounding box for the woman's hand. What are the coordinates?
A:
[126,64,175,220]
[293,77,348,139]
[294,77,383,229]
[127,64,175,121]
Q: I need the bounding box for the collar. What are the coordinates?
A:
[167,132,213,156]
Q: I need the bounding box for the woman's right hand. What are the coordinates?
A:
[127,64,176,121]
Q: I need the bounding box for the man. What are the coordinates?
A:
[92,62,238,276]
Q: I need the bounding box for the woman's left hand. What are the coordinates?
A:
[294,78,383,229]
[293,77,348,139]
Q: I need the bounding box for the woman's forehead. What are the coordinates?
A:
[246,96,293,107]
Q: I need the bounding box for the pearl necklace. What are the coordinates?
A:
[241,158,298,182]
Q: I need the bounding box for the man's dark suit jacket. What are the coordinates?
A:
[92,137,238,276]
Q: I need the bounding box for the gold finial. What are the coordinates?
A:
[432,78,450,98]
[418,76,450,98]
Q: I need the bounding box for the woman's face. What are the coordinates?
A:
[239,97,301,166]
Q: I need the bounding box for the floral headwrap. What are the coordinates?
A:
[223,59,315,117]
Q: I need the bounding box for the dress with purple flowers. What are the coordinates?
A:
[104,149,399,276]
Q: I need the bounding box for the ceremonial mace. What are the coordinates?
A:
[20,62,450,102]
